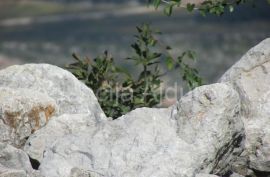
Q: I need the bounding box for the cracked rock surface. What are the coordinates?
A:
[39,84,243,177]
[0,38,270,177]
[220,38,270,175]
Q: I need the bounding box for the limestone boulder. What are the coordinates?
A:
[0,87,57,147]
[38,83,243,177]
[220,38,270,173]
[195,174,219,177]
[24,113,99,163]
[0,142,42,177]
[0,64,106,120]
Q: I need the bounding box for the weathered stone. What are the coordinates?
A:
[0,168,27,177]
[0,64,106,121]
[0,143,32,175]
[69,168,103,177]
[0,168,43,177]
[0,143,44,177]
[24,113,99,163]
[229,173,245,177]
[0,87,57,148]
[220,38,270,173]
[195,174,219,177]
[38,83,243,177]
[174,83,244,175]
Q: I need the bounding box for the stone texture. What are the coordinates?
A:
[0,87,57,148]
[1,39,270,177]
[173,83,244,175]
[0,143,44,177]
[0,142,35,176]
[69,168,103,177]
[0,64,106,121]
[0,168,27,177]
[220,38,270,173]
[38,83,243,177]
[24,113,99,163]
[195,174,219,177]
[229,173,245,177]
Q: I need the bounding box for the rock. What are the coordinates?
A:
[173,83,244,175]
[0,166,44,177]
[0,87,57,148]
[0,143,44,177]
[220,38,270,173]
[39,108,181,177]
[195,174,219,177]
[69,168,103,177]
[0,168,27,177]
[228,172,245,177]
[24,113,99,163]
[0,119,11,147]
[0,142,32,176]
[38,83,243,177]
[0,64,106,121]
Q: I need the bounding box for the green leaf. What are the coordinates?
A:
[153,0,161,9]
[187,50,196,60]
[166,46,172,50]
[134,97,145,105]
[131,43,141,56]
[164,4,174,16]
[165,56,174,70]
[187,3,195,12]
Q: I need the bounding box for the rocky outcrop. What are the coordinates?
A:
[195,175,219,177]
[38,84,243,177]
[174,83,244,175]
[0,142,42,177]
[220,38,270,175]
[0,87,57,148]
[24,113,99,163]
[0,64,106,120]
[0,38,270,177]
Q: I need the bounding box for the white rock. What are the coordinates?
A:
[0,143,32,176]
[0,87,57,147]
[220,38,270,172]
[195,174,219,177]
[38,83,243,177]
[69,168,103,177]
[24,113,99,163]
[174,83,244,174]
[0,64,106,120]
[0,168,27,177]
[0,143,44,177]
[228,173,245,177]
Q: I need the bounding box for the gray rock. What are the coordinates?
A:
[173,83,244,175]
[228,172,245,177]
[195,174,219,177]
[220,38,270,172]
[38,83,243,177]
[0,168,27,177]
[69,168,103,177]
[0,87,57,148]
[24,113,99,163]
[0,64,106,121]
[0,143,32,176]
[0,168,44,177]
[0,143,44,177]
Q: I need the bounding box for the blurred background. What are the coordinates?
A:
[0,0,270,84]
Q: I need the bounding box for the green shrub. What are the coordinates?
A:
[149,0,253,16]
[66,24,202,119]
